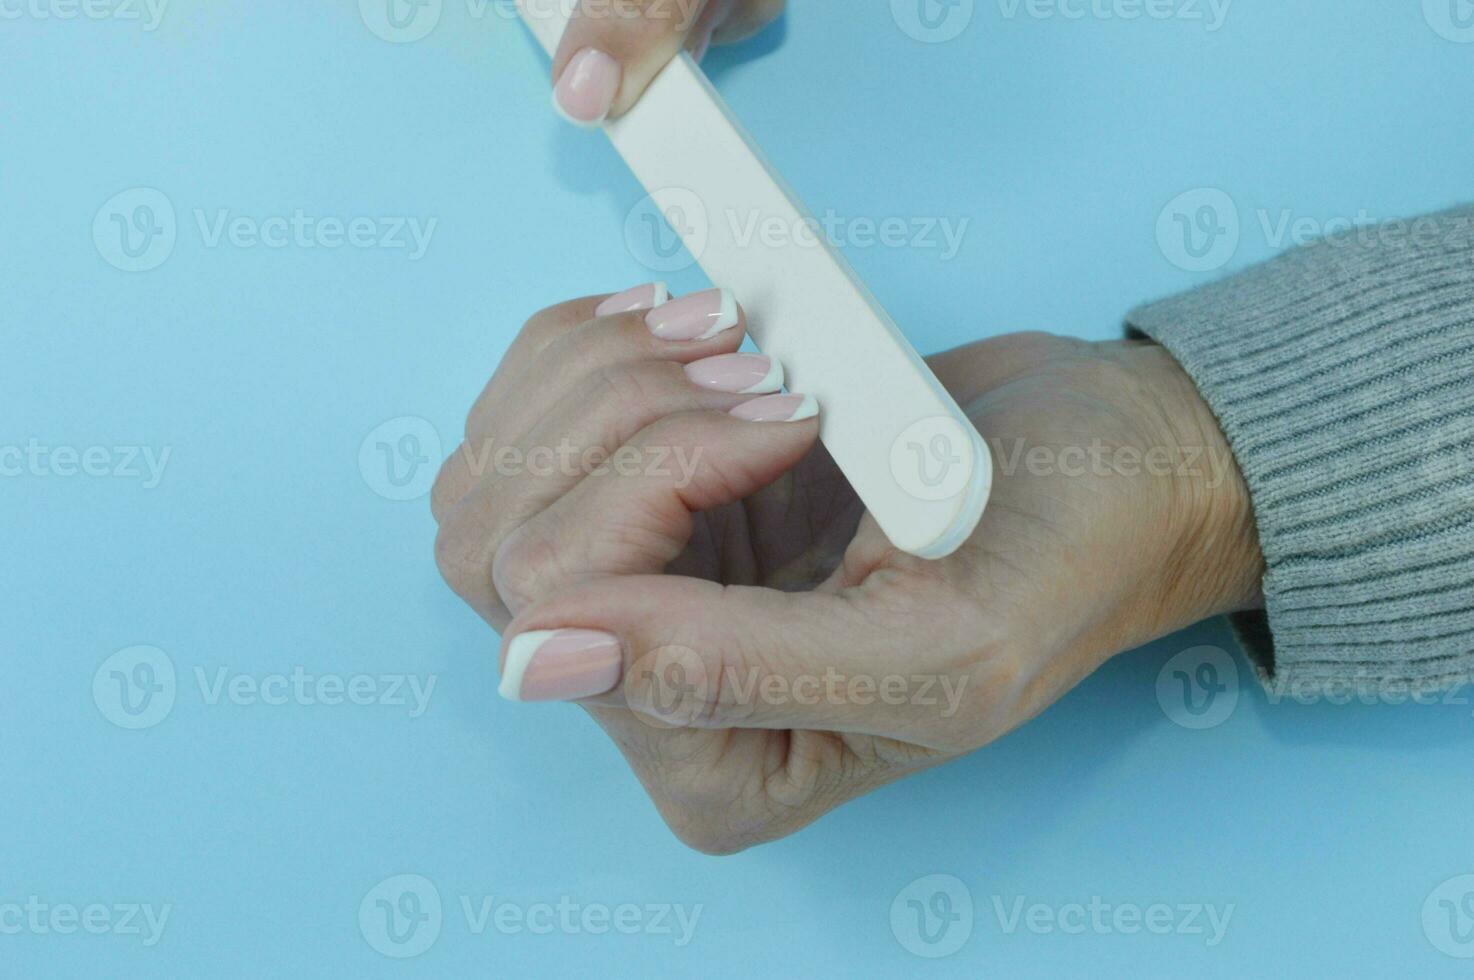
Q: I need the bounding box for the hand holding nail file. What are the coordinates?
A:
[518,1,990,559]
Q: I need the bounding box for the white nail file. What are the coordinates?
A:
[516,2,990,559]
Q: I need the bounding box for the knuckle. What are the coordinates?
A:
[429,449,468,520]
[589,361,684,421]
[519,302,586,349]
[462,396,493,442]
[429,467,454,523]
[433,519,488,600]
[560,320,603,363]
[489,523,563,611]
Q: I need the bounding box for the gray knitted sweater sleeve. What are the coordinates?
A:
[1126,204,1474,697]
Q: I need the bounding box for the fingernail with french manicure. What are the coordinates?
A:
[596,282,669,316]
[685,353,783,394]
[730,393,819,422]
[553,48,621,127]
[645,288,739,341]
[499,629,622,703]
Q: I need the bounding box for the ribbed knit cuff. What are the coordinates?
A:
[1127,205,1474,697]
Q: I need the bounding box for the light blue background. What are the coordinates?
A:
[5,0,1474,975]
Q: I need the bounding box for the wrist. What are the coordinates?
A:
[1118,341,1266,627]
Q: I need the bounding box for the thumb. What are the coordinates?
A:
[498,573,984,747]
[549,0,733,125]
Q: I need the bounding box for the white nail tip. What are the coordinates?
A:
[550,90,605,130]
[498,630,555,702]
[605,281,668,314]
[786,394,820,422]
[697,289,740,339]
[741,357,785,394]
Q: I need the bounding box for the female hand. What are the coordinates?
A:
[432,284,1265,853]
[549,0,785,126]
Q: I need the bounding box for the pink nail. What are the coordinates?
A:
[645,288,739,341]
[685,354,784,394]
[596,282,669,316]
[552,48,621,128]
[730,393,819,423]
[499,629,622,703]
